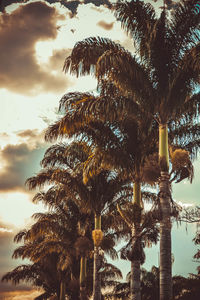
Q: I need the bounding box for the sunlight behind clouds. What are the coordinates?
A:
[35,41,54,64]
[0,192,45,228]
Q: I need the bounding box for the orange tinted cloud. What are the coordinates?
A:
[0,1,69,95]
[97,20,114,30]
[0,289,41,299]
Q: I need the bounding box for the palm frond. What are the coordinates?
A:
[169,0,200,65]
[96,48,155,109]
[64,36,126,76]
[113,0,156,60]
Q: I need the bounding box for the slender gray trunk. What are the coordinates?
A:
[130,226,141,300]
[159,171,172,300]
[93,246,101,300]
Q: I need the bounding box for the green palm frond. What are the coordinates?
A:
[141,191,157,204]
[25,169,55,189]
[169,0,200,65]
[41,143,70,168]
[142,153,160,186]
[1,264,40,285]
[166,44,200,118]
[113,0,156,59]
[44,122,60,142]
[96,47,155,107]
[101,263,123,281]
[101,235,118,260]
[12,243,37,260]
[75,236,93,257]
[14,230,28,243]
[64,36,125,76]
[34,292,52,300]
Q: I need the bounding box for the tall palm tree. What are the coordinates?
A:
[60,1,200,299]
[46,98,161,300]
[26,140,128,300]
[2,188,123,300]
[2,196,89,300]
[45,83,195,300]
[1,259,61,300]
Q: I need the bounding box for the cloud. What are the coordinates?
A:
[0,228,13,233]
[1,0,113,15]
[177,201,194,208]
[16,129,46,145]
[0,132,9,139]
[0,219,44,295]
[0,289,39,298]
[0,221,16,270]
[97,20,114,30]
[17,129,41,139]
[0,220,19,293]
[0,1,70,95]
[84,0,112,9]
[48,48,71,70]
[0,140,47,192]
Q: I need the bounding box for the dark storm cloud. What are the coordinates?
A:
[97,20,114,30]
[1,0,113,15]
[0,1,69,95]
[0,142,47,192]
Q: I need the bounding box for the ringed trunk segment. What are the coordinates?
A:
[80,256,87,300]
[92,214,102,300]
[130,182,142,300]
[80,256,87,287]
[159,172,172,300]
[133,181,141,206]
[159,124,169,171]
[93,247,102,300]
[130,226,141,300]
[95,215,101,230]
[130,259,141,300]
[59,280,66,300]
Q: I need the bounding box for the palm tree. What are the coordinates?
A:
[173,275,200,300]
[45,85,163,300]
[1,260,61,299]
[2,183,123,300]
[60,1,200,299]
[26,140,128,300]
[2,198,86,300]
[45,83,195,300]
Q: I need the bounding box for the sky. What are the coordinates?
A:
[0,0,199,299]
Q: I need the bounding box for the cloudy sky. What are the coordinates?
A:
[0,0,199,298]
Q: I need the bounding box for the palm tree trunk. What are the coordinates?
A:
[159,124,172,300]
[130,181,141,300]
[92,214,102,300]
[80,256,87,300]
[93,246,102,300]
[130,256,141,300]
[59,279,66,300]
